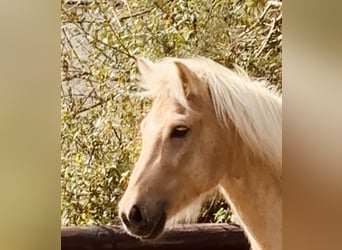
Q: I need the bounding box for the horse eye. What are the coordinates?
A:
[170,126,190,138]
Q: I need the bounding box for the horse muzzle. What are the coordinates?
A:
[120,203,167,240]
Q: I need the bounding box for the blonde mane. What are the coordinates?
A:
[139,57,282,178]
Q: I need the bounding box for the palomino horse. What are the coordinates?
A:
[119,57,282,250]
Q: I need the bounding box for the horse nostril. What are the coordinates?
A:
[128,205,144,226]
[120,212,128,224]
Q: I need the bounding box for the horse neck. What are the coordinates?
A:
[219,136,282,250]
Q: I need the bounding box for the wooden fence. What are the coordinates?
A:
[61,223,250,250]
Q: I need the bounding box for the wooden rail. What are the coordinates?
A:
[61,223,250,250]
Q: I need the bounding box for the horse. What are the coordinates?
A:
[118,57,282,250]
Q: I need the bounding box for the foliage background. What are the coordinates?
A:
[61,0,282,226]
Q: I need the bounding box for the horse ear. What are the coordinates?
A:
[136,57,155,76]
[174,61,199,97]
